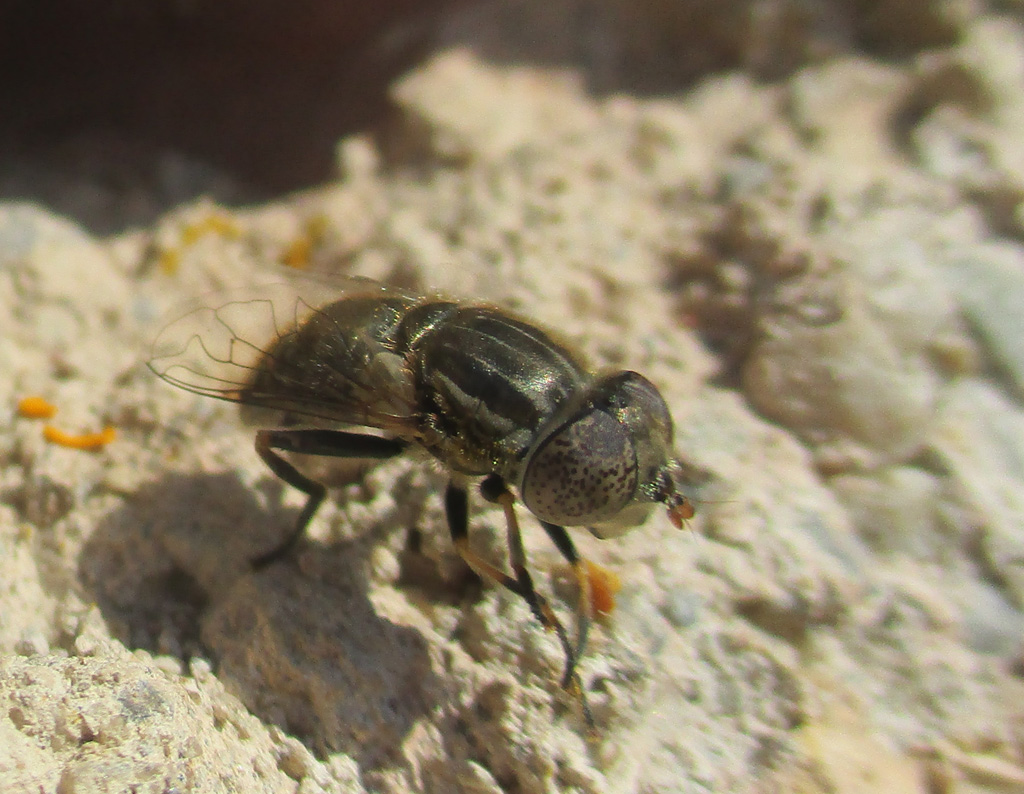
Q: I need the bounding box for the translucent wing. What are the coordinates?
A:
[149,274,422,432]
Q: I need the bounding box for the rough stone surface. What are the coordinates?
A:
[3,3,1024,793]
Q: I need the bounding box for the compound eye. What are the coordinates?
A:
[521,408,638,526]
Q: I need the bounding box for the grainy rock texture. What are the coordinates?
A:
[3,3,1024,793]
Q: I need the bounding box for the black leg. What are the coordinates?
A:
[540,521,592,690]
[445,482,535,603]
[252,428,407,568]
[475,475,595,735]
[471,478,562,634]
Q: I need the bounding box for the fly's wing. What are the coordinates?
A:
[149,274,421,432]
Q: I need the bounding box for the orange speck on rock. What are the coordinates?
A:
[181,213,241,245]
[158,247,181,275]
[586,560,622,617]
[43,425,116,451]
[282,235,313,269]
[17,396,58,419]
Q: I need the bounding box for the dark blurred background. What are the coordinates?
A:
[0,0,966,232]
[0,0,461,230]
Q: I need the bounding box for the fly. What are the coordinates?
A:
[149,275,695,733]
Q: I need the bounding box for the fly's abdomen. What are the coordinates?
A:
[410,306,590,474]
[239,294,420,428]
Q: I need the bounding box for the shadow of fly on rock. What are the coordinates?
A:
[79,470,438,770]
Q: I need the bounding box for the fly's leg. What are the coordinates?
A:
[476,477,572,654]
[539,521,592,691]
[444,482,548,614]
[459,476,595,735]
[253,429,408,568]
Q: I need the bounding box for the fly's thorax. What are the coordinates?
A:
[395,300,460,348]
[519,371,679,536]
[410,305,590,476]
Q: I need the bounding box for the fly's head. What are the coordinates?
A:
[520,371,694,538]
